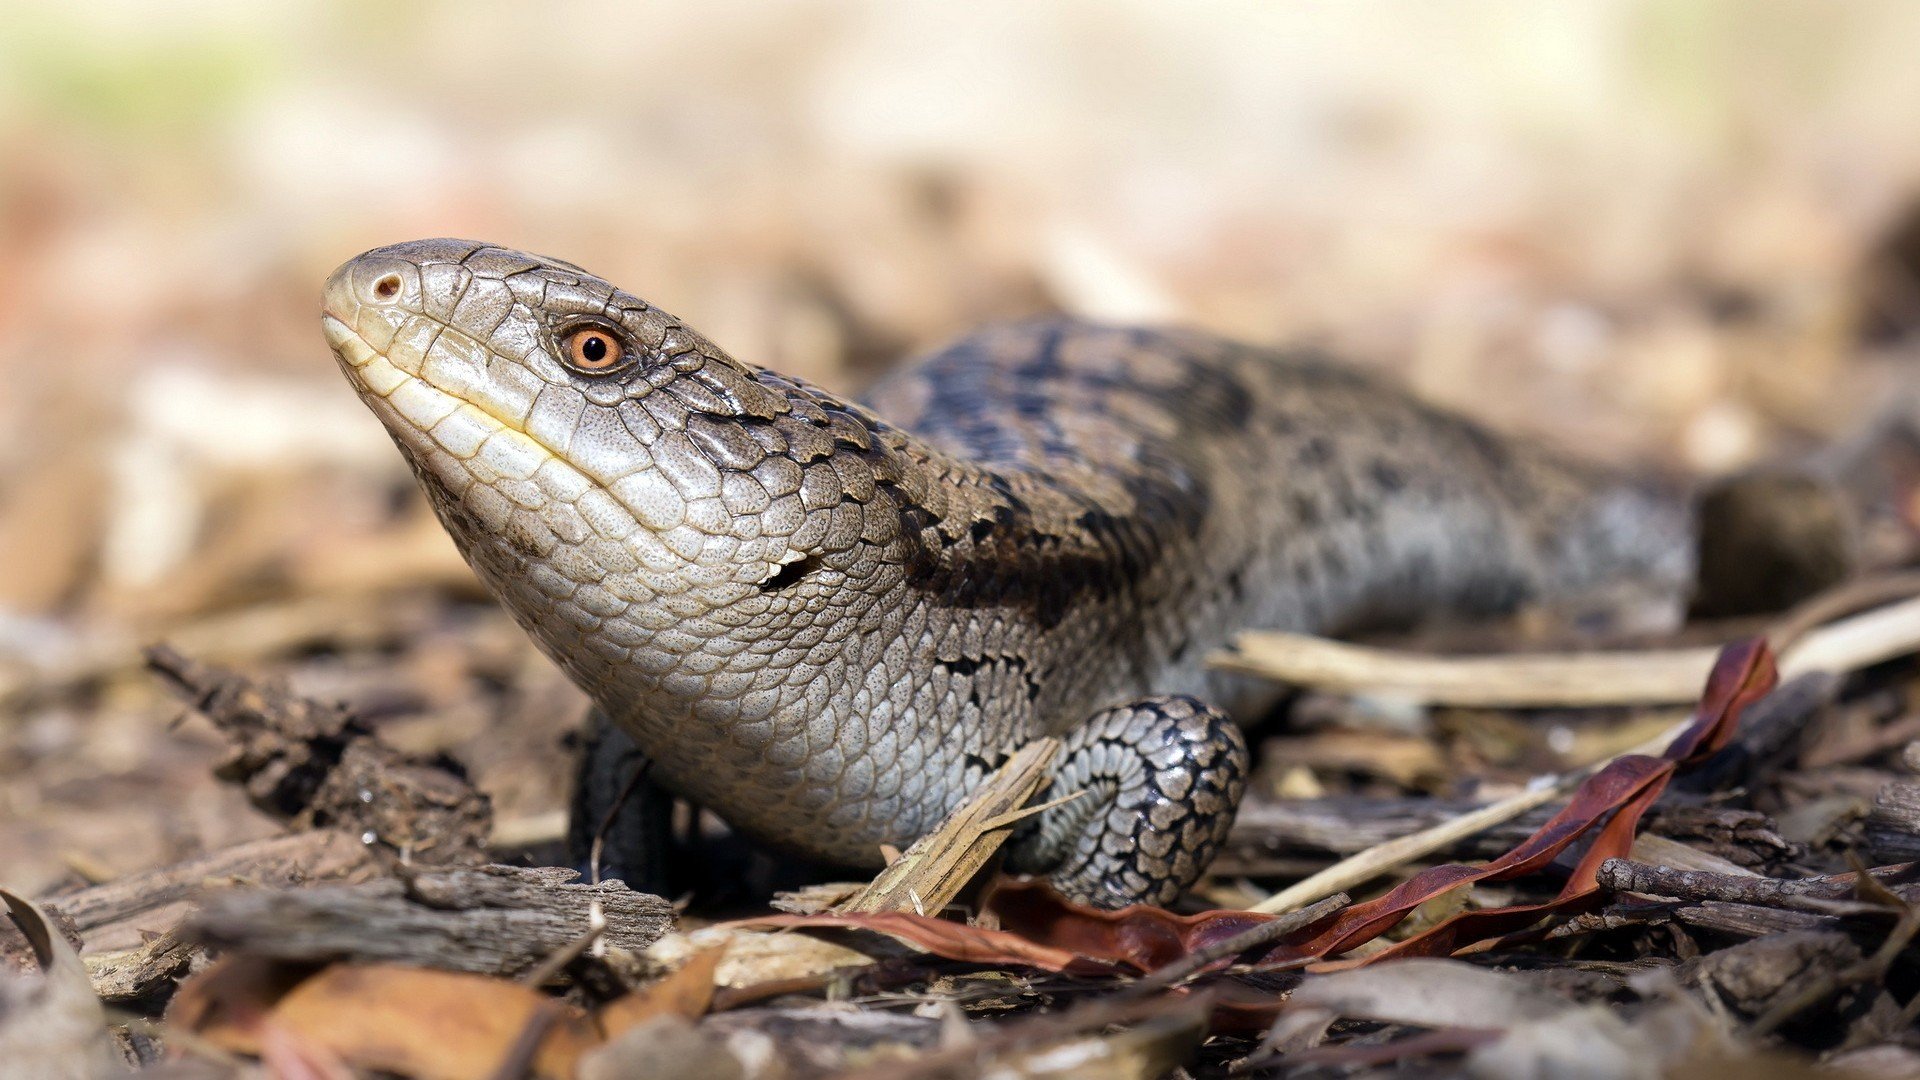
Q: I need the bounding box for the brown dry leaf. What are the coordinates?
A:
[257,1023,359,1080]
[733,906,1131,978]
[0,889,120,1079]
[597,943,727,1039]
[173,958,598,1080]
[1311,637,1777,965]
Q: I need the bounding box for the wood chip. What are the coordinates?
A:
[836,738,1063,915]
[182,865,672,978]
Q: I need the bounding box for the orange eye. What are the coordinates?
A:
[564,328,626,372]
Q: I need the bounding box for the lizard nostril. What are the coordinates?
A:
[372,273,401,300]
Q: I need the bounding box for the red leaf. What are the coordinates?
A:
[983,881,1289,972]
[1317,635,1776,966]
[733,910,1131,977]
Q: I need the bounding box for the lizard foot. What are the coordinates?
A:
[1007,695,1248,908]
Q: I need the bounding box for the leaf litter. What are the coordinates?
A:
[13,599,1920,1077]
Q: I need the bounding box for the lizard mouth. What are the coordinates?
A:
[321,314,378,378]
[320,308,693,592]
[323,312,583,505]
[323,311,539,459]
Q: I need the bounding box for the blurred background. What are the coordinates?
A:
[7,0,1920,894]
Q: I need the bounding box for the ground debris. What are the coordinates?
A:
[43,829,381,955]
[182,864,672,978]
[0,891,122,1078]
[1683,931,1865,1020]
[146,642,492,864]
[21,610,1920,1078]
[837,737,1063,916]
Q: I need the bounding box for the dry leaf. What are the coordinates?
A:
[1290,959,1568,1027]
[733,906,1130,978]
[597,944,726,1039]
[173,958,596,1080]
[1285,962,1771,1080]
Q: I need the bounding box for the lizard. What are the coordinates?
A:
[322,238,1698,907]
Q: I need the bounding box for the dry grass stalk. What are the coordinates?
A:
[1212,590,1920,708]
[836,738,1064,915]
[1246,774,1582,915]
[1210,634,1719,707]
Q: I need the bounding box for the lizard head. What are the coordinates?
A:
[321,239,881,711]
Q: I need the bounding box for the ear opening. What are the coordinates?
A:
[758,553,823,593]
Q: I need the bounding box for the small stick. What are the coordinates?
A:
[1598,859,1917,906]
[589,759,653,887]
[1748,878,1920,1036]
[1212,635,1719,707]
[517,901,608,987]
[1598,859,1913,918]
[1246,772,1584,915]
[1125,892,1350,993]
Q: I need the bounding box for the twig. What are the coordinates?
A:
[1125,892,1350,993]
[1210,633,1717,707]
[1598,859,1914,917]
[1766,570,1920,654]
[1802,711,1920,769]
[518,901,608,987]
[590,759,653,887]
[1782,593,1920,682]
[1240,580,1920,915]
[1246,772,1589,915]
[44,830,379,955]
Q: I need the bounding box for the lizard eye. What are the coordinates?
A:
[562,326,627,373]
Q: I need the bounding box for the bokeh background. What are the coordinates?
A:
[7,0,1920,894]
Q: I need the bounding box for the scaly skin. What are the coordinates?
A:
[322,239,1694,907]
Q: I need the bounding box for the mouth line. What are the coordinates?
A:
[321,314,376,369]
[322,312,633,516]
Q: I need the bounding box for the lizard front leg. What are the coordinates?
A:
[1007,696,1249,908]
